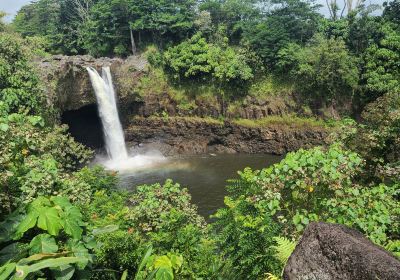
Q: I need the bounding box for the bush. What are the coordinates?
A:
[213,144,400,278]
[0,32,45,116]
[335,91,400,183]
[0,196,99,279]
[277,35,359,110]
[162,33,253,95]
[0,113,97,217]
[84,180,222,279]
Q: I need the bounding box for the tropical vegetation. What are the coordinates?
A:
[0,1,399,279]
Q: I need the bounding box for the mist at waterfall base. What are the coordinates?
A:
[86,67,282,217]
[86,66,166,172]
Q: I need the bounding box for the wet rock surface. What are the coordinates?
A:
[36,55,125,112]
[284,222,400,280]
[125,117,328,155]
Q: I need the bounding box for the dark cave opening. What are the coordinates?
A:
[61,104,105,149]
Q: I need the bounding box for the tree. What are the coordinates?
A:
[199,0,267,43]
[243,0,321,68]
[0,33,44,116]
[129,0,196,46]
[362,23,400,102]
[278,35,359,113]
[383,0,400,25]
[13,0,61,43]
[0,11,6,32]
[162,33,253,95]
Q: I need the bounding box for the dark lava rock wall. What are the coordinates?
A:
[125,117,328,155]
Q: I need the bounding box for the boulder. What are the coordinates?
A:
[283,222,400,280]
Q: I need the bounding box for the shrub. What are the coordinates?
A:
[0,196,99,279]
[162,33,253,95]
[0,113,98,217]
[213,144,400,278]
[84,181,222,279]
[0,32,45,116]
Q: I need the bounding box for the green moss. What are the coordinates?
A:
[145,115,224,125]
[248,75,294,98]
[233,115,333,129]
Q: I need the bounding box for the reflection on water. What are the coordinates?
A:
[117,154,282,218]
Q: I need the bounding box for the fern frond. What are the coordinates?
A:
[385,240,400,258]
[265,272,280,280]
[271,236,296,265]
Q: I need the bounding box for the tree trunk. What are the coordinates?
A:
[130,28,136,55]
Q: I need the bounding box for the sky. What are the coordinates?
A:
[0,0,386,22]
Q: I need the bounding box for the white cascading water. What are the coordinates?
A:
[87,66,128,161]
[87,66,166,172]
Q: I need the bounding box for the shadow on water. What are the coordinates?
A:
[117,153,282,218]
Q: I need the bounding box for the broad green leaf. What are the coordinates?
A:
[0,212,25,243]
[65,240,90,270]
[37,207,62,236]
[15,257,85,279]
[92,225,119,236]
[50,197,72,208]
[0,262,16,280]
[0,123,8,132]
[15,211,39,239]
[0,243,27,266]
[63,219,82,240]
[52,265,75,280]
[155,267,173,280]
[137,246,153,274]
[29,234,58,254]
[168,254,182,270]
[121,270,128,280]
[154,256,172,269]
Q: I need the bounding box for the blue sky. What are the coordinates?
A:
[0,0,385,22]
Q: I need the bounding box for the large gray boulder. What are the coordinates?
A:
[284,222,400,280]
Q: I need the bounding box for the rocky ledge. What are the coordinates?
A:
[125,117,328,155]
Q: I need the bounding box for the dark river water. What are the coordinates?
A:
[118,154,282,218]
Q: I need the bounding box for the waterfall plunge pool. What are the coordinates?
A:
[98,153,282,218]
[84,67,282,217]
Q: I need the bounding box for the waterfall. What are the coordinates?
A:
[86,66,128,161]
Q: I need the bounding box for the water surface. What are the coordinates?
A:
[118,154,282,218]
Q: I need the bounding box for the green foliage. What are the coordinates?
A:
[86,181,221,279]
[162,33,253,94]
[336,91,400,183]
[278,35,359,107]
[323,183,400,244]
[362,23,400,103]
[212,189,282,279]
[0,114,96,217]
[0,196,101,279]
[270,237,296,265]
[243,0,321,68]
[383,0,400,25]
[252,145,364,233]
[213,144,399,278]
[0,32,45,116]
[0,11,6,32]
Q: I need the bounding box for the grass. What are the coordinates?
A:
[137,114,335,130]
[248,75,295,98]
[141,115,224,125]
[233,115,334,129]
